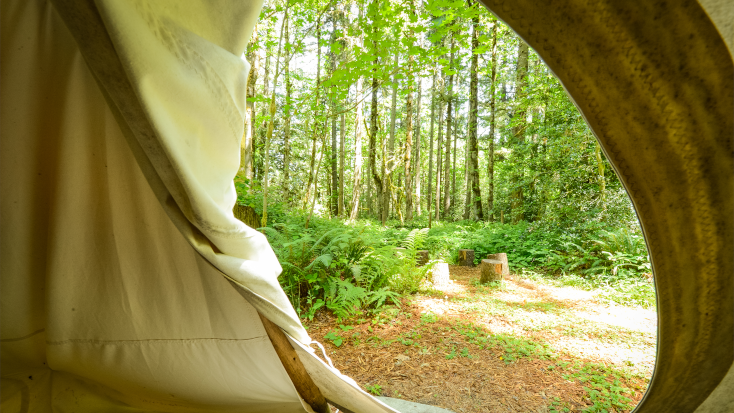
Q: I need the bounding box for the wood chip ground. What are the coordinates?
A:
[306,265,655,412]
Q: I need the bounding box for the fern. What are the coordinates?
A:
[367,287,402,309]
[305,253,333,271]
[325,278,368,319]
[402,228,429,251]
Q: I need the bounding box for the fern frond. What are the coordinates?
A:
[305,253,333,270]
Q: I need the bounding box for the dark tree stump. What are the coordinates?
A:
[458,249,475,267]
[480,259,503,284]
[486,253,510,276]
[417,250,430,266]
[430,263,450,287]
[233,204,261,229]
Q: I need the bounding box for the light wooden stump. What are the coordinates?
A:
[480,259,503,284]
[458,249,475,267]
[430,263,450,288]
[486,253,509,276]
[417,250,430,266]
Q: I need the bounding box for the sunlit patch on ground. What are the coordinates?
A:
[306,265,655,412]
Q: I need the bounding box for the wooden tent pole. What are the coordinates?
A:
[257,313,330,413]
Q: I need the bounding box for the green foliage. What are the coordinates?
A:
[365,383,382,396]
[420,312,438,323]
[259,214,439,320]
[323,331,343,347]
[251,202,653,319]
[551,362,636,412]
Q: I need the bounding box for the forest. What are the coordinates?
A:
[236,0,656,410]
[237,0,652,312]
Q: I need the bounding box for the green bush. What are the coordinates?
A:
[240,193,653,317]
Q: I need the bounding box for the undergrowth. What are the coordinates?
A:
[236,197,653,317]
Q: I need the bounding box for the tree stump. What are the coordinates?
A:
[480,259,503,284]
[430,263,450,288]
[233,204,261,229]
[416,250,430,266]
[458,249,475,267]
[486,253,509,276]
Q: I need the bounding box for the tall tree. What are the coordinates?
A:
[413,75,423,217]
[328,6,341,216]
[256,19,274,180]
[387,51,399,220]
[466,7,483,219]
[262,9,288,228]
[369,34,384,223]
[451,93,458,216]
[349,82,365,220]
[434,71,445,221]
[442,34,455,219]
[303,18,322,210]
[349,2,366,220]
[242,25,259,182]
[511,37,529,223]
[487,22,498,221]
[282,18,292,200]
[403,0,417,221]
[427,69,436,224]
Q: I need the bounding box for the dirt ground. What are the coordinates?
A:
[304,265,656,412]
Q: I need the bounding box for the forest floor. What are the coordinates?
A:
[304,265,657,413]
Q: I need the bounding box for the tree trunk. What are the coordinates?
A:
[458,249,475,267]
[350,76,364,220]
[427,70,436,223]
[304,20,322,210]
[464,122,472,220]
[256,20,274,181]
[306,135,328,229]
[451,95,458,218]
[242,25,259,182]
[413,75,423,218]
[329,10,339,217]
[338,112,346,217]
[480,259,503,284]
[369,61,383,224]
[487,253,509,276]
[511,38,529,223]
[487,23,498,221]
[442,35,455,220]
[262,9,288,228]
[403,0,418,222]
[349,4,365,220]
[404,69,414,222]
[434,72,445,222]
[387,51,399,220]
[282,19,292,201]
[595,140,606,209]
[381,96,389,225]
[331,119,338,216]
[468,13,483,220]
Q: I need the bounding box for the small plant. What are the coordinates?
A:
[365,383,382,396]
[548,398,571,413]
[323,331,343,347]
[420,312,438,323]
[399,337,414,346]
